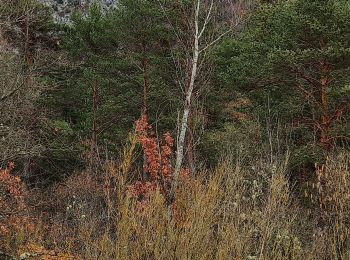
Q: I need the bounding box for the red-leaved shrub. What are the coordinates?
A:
[0,162,35,247]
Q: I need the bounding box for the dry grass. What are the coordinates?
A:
[2,146,350,259]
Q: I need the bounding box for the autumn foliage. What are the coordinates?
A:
[127,113,175,202]
[0,162,80,258]
[0,162,33,238]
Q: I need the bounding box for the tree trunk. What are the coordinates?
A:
[187,109,196,175]
[319,61,332,151]
[141,49,150,180]
[90,82,99,173]
[142,57,149,114]
[169,1,201,204]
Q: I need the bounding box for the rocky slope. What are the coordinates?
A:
[39,0,118,23]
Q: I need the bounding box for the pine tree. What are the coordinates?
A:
[217,0,350,152]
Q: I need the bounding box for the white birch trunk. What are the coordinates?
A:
[169,0,201,203]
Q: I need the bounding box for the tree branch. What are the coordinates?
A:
[0,87,20,103]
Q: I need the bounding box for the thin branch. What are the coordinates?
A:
[198,0,214,39]
[0,87,21,103]
[156,0,186,49]
[199,28,232,54]
[195,0,200,38]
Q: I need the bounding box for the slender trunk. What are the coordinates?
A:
[142,58,149,114]
[90,82,98,172]
[92,83,98,147]
[23,10,33,178]
[187,110,196,175]
[319,61,332,151]
[169,1,201,203]
[141,53,150,180]
[25,12,30,63]
[312,63,332,221]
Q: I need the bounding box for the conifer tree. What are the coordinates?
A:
[217,0,350,152]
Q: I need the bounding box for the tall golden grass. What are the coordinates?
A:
[2,144,350,259]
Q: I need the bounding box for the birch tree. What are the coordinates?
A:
[166,0,245,203]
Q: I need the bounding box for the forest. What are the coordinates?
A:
[0,0,350,259]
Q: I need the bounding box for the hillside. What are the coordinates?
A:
[1,0,350,259]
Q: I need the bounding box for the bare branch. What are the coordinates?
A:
[198,0,214,39]
[0,87,20,103]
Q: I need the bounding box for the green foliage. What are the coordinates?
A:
[217,0,350,87]
[215,0,350,170]
[42,1,183,175]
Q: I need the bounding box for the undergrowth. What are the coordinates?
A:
[1,127,350,259]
